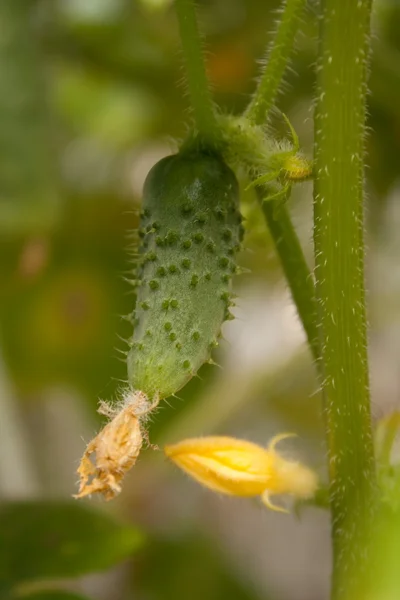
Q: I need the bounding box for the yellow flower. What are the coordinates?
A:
[165,434,318,512]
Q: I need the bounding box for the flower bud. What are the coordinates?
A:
[165,434,318,512]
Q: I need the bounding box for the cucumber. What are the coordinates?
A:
[127,150,243,400]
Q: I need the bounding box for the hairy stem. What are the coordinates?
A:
[246,0,306,125]
[313,1,376,597]
[174,0,218,141]
[259,190,319,364]
[246,0,318,364]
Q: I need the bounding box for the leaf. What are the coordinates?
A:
[0,501,143,585]
[0,1,59,234]
[366,505,400,599]
[135,532,265,600]
[14,590,91,600]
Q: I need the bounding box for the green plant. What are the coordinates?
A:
[163,0,378,598]
[72,0,393,597]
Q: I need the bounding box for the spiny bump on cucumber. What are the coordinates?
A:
[127,150,243,401]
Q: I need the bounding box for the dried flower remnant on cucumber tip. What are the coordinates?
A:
[165,434,318,512]
[74,390,159,501]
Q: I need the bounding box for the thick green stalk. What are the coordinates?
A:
[246,0,306,125]
[259,190,319,364]
[174,0,218,141]
[314,1,376,597]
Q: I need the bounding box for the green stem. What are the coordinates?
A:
[174,0,218,141]
[246,0,306,125]
[246,0,318,364]
[313,1,376,597]
[259,190,320,364]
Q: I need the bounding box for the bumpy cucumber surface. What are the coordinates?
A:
[127,151,243,400]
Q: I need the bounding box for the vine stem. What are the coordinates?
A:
[247,0,319,364]
[259,190,319,364]
[313,1,376,597]
[174,0,218,142]
[246,0,306,125]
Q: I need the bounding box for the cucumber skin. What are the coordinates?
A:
[127,151,243,400]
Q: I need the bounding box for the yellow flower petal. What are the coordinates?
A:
[165,434,318,507]
[165,436,274,496]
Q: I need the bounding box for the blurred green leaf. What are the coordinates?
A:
[138,0,173,12]
[0,501,143,585]
[0,192,137,402]
[14,590,91,600]
[366,506,400,600]
[0,0,59,234]
[135,533,264,600]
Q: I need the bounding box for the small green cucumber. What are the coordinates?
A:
[127,151,243,400]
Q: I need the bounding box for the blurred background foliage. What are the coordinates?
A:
[1,0,400,599]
